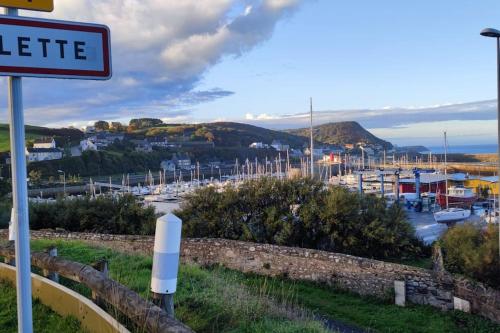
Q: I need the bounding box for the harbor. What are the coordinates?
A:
[25,153,498,246]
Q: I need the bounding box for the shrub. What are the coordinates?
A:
[176,178,425,260]
[440,223,499,287]
[29,194,156,235]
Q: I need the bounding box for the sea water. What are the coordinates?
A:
[427,144,498,154]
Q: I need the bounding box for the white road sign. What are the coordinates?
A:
[0,15,111,79]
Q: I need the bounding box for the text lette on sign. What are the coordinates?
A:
[0,16,111,79]
[0,35,87,60]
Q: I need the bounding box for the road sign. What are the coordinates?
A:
[0,0,53,12]
[0,15,112,79]
[1,7,112,333]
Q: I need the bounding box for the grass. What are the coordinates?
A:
[30,240,328,333]
[239,275,500,333]
[0,127,10,152]
[27,240,500,333]
[0,124,44,152]
[391,257,433,269]
[0,280,86,333]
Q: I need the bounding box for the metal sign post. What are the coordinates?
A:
[0,2,111,332]
[6,7,33,333]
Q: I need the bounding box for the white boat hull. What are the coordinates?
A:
[433,208,471,223]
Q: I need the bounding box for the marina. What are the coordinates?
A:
[26,155,498,247]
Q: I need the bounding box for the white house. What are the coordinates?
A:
[173,154,192,170]
[26,148,63,162]
[148,136,169,148]
[80,138,98,152]
[33,137,56,149]
[131,139,153,153]
[83,126,96,134]
[271,140,290,152]
[249,142,268,149]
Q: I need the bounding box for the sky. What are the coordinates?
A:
[0,0,500,146]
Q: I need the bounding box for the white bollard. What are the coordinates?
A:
[8,208,16,241]
[151,213,182,317]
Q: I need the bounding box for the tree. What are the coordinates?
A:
[94,120,110,131]
[110,122,125,132]
[440,224,499,287]
[30,194,156,235]
[205,131,215,142]
[128,118,163,131]
[176,178,426,260]
[28,170,42,186]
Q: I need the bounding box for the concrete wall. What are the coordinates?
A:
[2,229,498,323]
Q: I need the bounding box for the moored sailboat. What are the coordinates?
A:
[433,132,472,223]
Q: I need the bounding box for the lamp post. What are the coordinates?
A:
[57,170,66,197]
[480,28,500,260]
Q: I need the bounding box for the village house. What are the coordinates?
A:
[83,132,125,151]
[131,139,153,153]
[172,154,192,170]
[148,136,169,148]
[33,137,56,149]
[271,140,289,152]
[26,148,62,162]
[82,125,96,134]
[249,142,269,149]
[80,138,98,152]
[26,137,63,162]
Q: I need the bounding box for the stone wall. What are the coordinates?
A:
[1,229,499,323]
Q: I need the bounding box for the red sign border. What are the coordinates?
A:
[0,16,111,79]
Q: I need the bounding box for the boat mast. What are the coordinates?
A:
[310,97,314,178]
[444,131,449,209]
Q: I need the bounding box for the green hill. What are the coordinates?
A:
[287,121,392,149]
[130,122,310,148]
[0,124,83,152]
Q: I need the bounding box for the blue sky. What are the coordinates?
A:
[1,0,500,146]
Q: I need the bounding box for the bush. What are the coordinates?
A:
[176,178,426,260]
[440,224,500,288]
[29,194,156,235]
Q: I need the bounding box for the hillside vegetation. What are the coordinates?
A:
[287,121,392,149]
[130,121,310,148]
[0,124,83,152]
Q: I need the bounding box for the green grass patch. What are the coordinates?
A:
[0,124,43,152]
[238,275,500,333]
[30,240,328,333]
[0,280,86,333]
[28,240,500,333]
[390,257,433,269]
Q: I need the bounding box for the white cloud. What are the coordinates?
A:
[246,112,278,120]
[5,0,308,126]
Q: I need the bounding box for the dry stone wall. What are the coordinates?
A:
[1,229,498,323]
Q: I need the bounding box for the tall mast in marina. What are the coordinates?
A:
[310,98,314,178]
[444,131,449,209]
